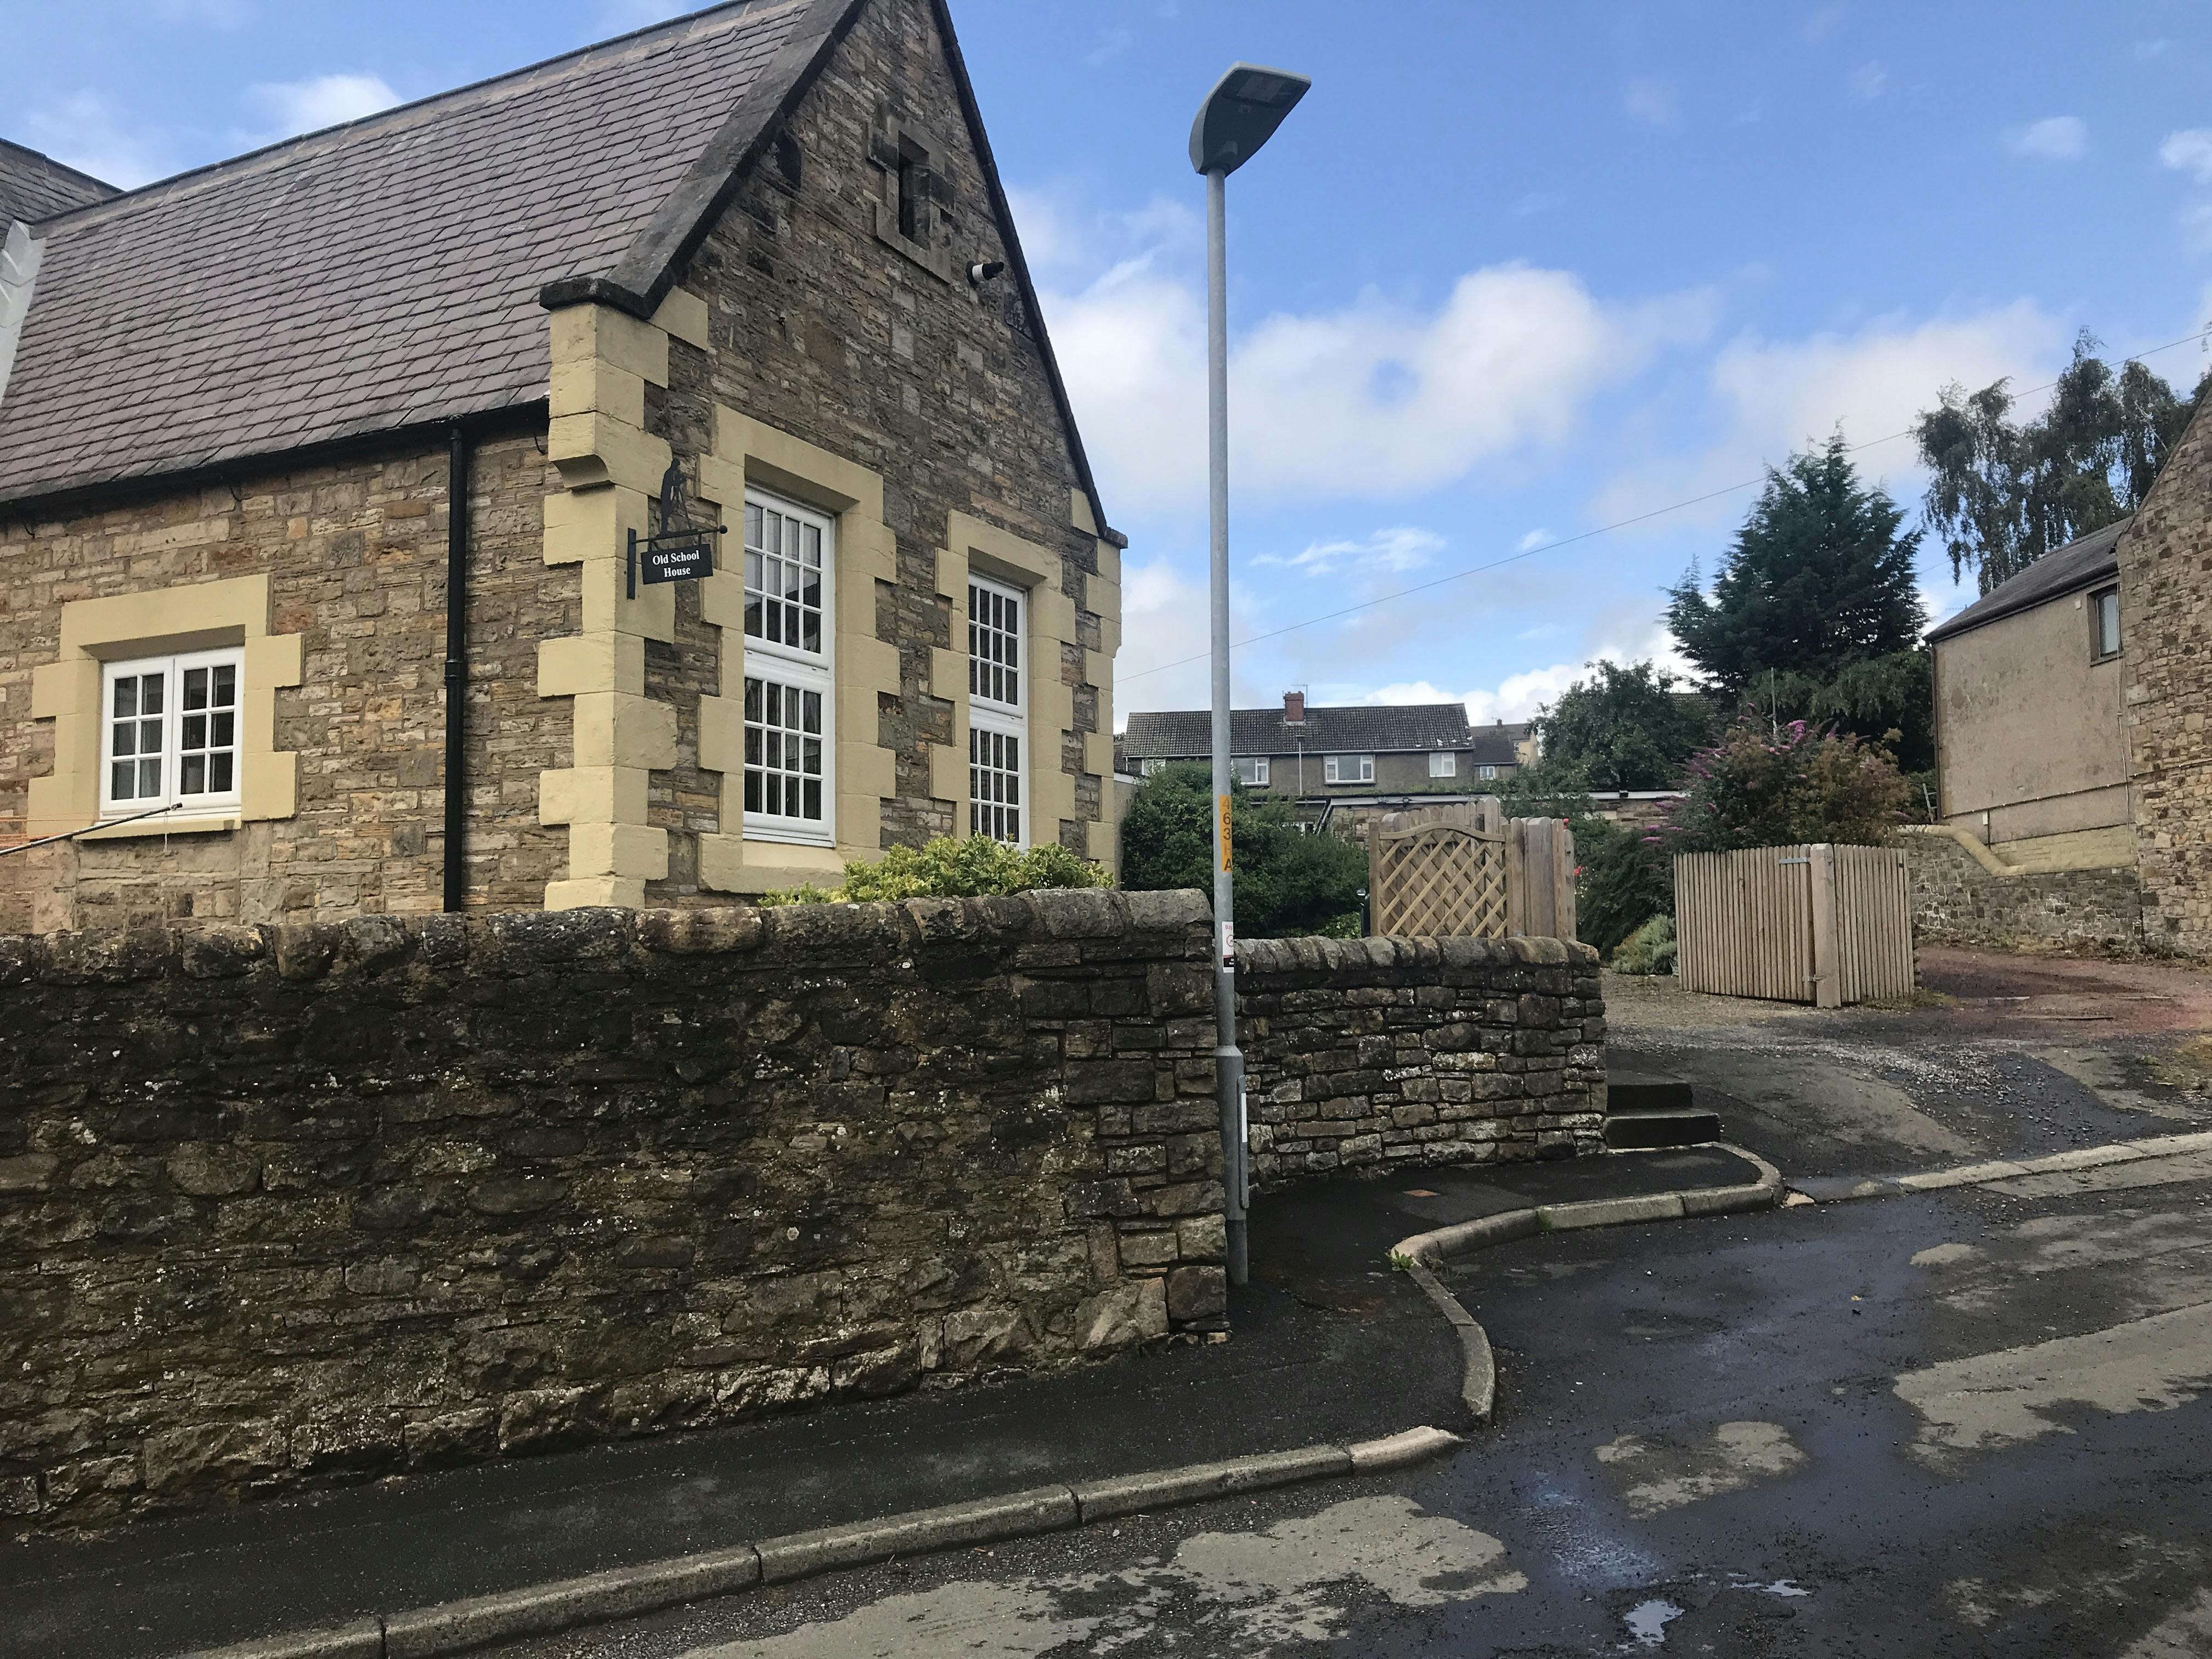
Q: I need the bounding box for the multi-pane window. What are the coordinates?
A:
[968,574,1026,845]
[101,650,243,817]
[1233,755,1269,786]
[741,490,834,845]
[1139,757,1166,778]
[1428,751,1456,778]
[744,497,825,654]
[1323,753,1373,785]
[2092,586,2121,660]
[1478,764,1498,781]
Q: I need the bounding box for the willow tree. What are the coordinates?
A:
[1914,331,2206,595]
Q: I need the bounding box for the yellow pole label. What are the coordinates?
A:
[1218,792,1233,872]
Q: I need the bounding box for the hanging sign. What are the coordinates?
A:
[626,462,727,596]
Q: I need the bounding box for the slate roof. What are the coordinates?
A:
[0,141,118,225]
[1924,517,2131,645]
[0,0,826,506]
[1123,703,1527,759]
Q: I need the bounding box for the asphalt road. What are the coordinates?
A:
[469,953,2212,1657]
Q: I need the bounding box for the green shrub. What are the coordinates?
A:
[1119,762,1366,938]
[756,836,1111,905]
[1572,814,1675,958]
[1610,913,1677,975]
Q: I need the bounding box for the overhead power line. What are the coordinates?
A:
[1118,324,2212,686]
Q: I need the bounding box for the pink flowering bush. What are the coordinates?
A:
[1657,713,1909,853]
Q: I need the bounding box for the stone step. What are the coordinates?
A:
[1607,1077,1696,1114]
[1605,1109,1724,1150]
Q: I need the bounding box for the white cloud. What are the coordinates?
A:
[245,73,400,141]
[1254,526,1443,578]
[2161,128,2212,184]
[1040,258,1713,512]
[1623,79,1678,127]
[1847,61,1889,100]
[22,93,172,189]
[1086,27,1133,67]
[1113,556,1270,719]
[1320,620,1695,728]
[1515,529,1552,552]
[2006,116,2086,161]
[1595,302,2060,527]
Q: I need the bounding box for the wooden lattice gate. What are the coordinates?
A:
[1366,799,1576,940]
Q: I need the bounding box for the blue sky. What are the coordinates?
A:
[12,2,2212,727]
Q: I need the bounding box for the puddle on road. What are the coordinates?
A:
[696,1495,1526,1657]
[1594,1421,1808,1518]
[1623,1598,1683,1647]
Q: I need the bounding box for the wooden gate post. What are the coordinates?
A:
[1808,842,1841,1009]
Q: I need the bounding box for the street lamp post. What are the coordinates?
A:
[1189,63,1310,1290]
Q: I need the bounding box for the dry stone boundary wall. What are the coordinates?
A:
[0,889,1225,1532]
[0,896,1610,1534]
[1238,935,1607,1186]
[1904,834,2145,952]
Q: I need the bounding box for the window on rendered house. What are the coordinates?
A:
[100,649,245,818]
[1323,753,1373,785]
[2092,586,2121,660]
[969,573,1026,845]
[742,491,834,845]
[1233,755,1269,786]
[1428,751,1455,778]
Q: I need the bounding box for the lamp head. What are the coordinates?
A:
[1189,62,1311,176]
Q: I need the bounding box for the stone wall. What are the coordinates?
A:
[1237,935,1607,1187]
[0,428,571,934]
[2121,396,2212,955]
[1905,833,2145,951]
[0,889,1220,1532]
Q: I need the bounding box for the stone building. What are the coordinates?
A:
[0,0,1125,935]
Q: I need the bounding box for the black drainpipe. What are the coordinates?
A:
[442,423,470,912]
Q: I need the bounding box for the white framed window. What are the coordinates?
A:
[1233,755,1269,787]
[1323,753,1373,785]
[1479,764,1498,781]
[100,649,245,819]
[2092,585,2121,661]
[1428,751,1455,778]
[742,491,834,845]
[968,573,1027,845]
[1139,757,1166,777]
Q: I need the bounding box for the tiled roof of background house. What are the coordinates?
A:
[0,0,818,506]
[0,142,119,225]
[1124,703,1514,758]
[1924,517,2131,644]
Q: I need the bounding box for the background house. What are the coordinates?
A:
[1119,692,1531,826]
[0,0,1124,933]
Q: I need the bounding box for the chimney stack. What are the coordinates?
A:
[1283,690,1306,724]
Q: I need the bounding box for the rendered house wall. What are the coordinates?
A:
[1933,587,2131,847]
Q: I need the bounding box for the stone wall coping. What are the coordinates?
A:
[1235,934,1597,976]
[0,889,1214,987]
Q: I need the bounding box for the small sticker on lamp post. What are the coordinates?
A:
[1218,792,1233,871]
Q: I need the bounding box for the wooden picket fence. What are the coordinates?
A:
[1366,798,1576,941]
[1673,843,1913,1007]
